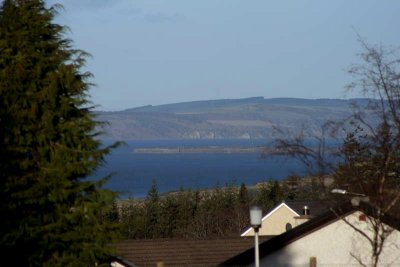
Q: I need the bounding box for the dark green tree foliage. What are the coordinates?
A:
[188,185,242,238]
[119,200,146,239]
[174,189,200,230]
[238,182,249,204]
[115,179,311,239]
[159,189,199,238]
[159,194,179,237]
[256,180,283,210]
[268,180,285,204]
[144,180,161,238]
[0,1,118,266]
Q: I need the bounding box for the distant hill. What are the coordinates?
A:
[97,97,367,140]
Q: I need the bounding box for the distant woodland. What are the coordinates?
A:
[104,176,323,239]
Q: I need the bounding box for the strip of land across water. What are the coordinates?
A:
[133,146,265,154]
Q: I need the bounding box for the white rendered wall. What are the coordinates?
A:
[252,211,400,267]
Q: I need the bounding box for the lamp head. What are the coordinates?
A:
[250,206,262,228]
[331,189,347,195]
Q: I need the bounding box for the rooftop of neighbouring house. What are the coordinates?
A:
[283,200,330,216]
[220,201,400,266]
[113,236,273,267]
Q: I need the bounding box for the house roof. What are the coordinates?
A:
[284,200,330,217]
[240,200,329,236]
[219,202,400,266]
[114,237,273,267]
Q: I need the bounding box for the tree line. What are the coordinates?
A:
[106,177,322,239]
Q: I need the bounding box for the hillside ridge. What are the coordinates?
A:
[97,97,367,140]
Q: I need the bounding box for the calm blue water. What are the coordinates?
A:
[93,140,307,198]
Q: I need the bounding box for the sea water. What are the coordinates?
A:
[93,139,307,198]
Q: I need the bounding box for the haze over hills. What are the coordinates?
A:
[97,97,366,140]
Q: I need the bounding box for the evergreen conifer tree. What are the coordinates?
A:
[0,1,119,266]
[144,180,161,238]
[238,182,249,204]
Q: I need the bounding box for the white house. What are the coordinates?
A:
[241,202,300,236]
[221,202,400,266]
[241,201,327,237]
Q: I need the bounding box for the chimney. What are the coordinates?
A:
[302,205,309,215]
[294,205,313,226]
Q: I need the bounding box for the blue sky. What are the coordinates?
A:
[49,0,400,111]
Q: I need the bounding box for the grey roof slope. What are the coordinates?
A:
[284,200,330,216]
